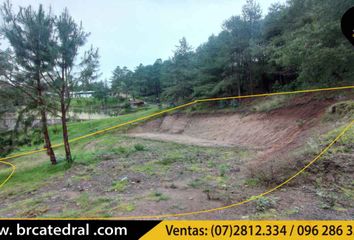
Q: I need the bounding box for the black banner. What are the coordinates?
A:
[0,220,160,239]
[341,6,354,46]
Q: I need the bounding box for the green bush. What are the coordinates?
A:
[218,164,228,177]
[0,135,13,157]
[326,101,354,120]
[31,129,43,146]
[134,144,145,151]
[255,197,275,212]
[112,146,128,154]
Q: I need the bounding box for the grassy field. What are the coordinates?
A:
[0,107,160,194]
[6,106,160,154]
[0,125,252,218]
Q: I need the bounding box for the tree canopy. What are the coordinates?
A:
[110,0,354,104]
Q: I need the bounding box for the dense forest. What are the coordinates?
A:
[109,0,354,104]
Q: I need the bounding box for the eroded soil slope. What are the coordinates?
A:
[129,97,335,159]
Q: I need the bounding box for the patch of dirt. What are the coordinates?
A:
[83,139,102,151]
[129,98,335,158]
[130,133,234,147]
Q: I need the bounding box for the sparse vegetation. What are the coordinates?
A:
[255,197,276,212]
[251,96,290,112]
[244,178,260,187]
[325,100,354,121]
[158,152,183,165]
[111,179,128,192]
[76,192,91,209]
[148,191,169,202]
[188,178,204,189]
[116,203,136,212]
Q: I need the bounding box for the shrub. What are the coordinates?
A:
[18,135,31,146]
[0,135,13,157]
[325,100,354,121]
[218,164,228,177]
[255,196,275,212]
[31,129,43,146]
[134,143,145,151]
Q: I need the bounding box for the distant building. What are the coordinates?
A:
[70,91,95,98]
[130,100,145,107]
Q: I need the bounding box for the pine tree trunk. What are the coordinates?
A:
[61,99,72,163]
[40,108,57,165]
[237,73,242,103]
[36,75,57,165]
[238,82,242,103]
[249,69,253,94]
[61,66,72,163]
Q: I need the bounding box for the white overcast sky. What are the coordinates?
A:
[9,0,285,80]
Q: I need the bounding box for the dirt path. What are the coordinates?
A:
[129,133,234,147]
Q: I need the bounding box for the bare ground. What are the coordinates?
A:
[129,97,335,158]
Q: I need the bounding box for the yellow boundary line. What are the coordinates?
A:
[0,85,353,220]
[0,161,16,189]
